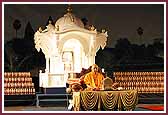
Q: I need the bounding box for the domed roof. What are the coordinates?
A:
[55,6,84,30]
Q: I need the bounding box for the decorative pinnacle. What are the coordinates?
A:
[102,29,105,33]
[38,27,43,32]
[90,25,95,31]
[56,25,59,31]
[49,20,52,24]
[67,4,72,13]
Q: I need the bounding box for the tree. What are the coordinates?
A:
[4,39,45,72]
[13,19,21,38]
[114,38,132,60]
[24,22,35,41]
[153,38,164,58]
[137,27,144,44]
[4,41,16,71]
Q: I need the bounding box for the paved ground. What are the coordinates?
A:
[3,104,164,112]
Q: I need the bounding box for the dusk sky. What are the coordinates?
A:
[4,3,164,48]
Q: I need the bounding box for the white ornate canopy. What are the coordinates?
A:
[34,5,108,88]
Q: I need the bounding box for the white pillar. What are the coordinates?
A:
[88,55,93,66]
[50,56,57,73]
[92,55,95,64]
[90,55,95,65]
[46,57,49,72]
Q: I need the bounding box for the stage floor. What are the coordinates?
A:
[3,104,164,112]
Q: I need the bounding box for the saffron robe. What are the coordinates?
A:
[84,72,104,90]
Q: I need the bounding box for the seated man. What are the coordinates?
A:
[103,77,120,91]
[84,64,104,91]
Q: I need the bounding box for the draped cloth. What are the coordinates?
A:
[73,92,81,111]
[73,90,138,111]
[84,72,104,90]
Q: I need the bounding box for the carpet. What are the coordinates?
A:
[140,105,164,111]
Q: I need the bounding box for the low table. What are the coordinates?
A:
[73,89,138,111]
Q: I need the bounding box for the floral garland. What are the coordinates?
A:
[75,90,138,111]
[100,91,119,110]
[80,91,99,110]
[120,90,138,110]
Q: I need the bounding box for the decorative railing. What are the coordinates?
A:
[4,72,35,95]
[114,72,164,93]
